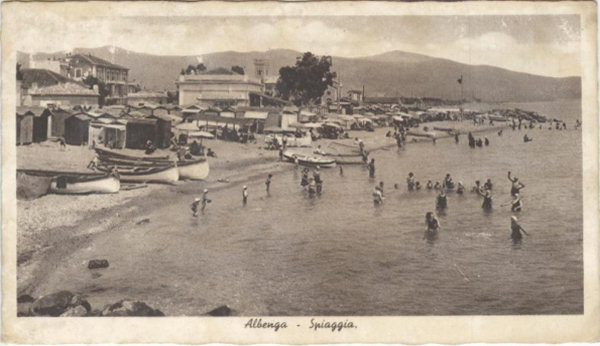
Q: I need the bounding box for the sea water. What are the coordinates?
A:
[30,100,583,315]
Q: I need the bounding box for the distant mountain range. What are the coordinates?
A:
[18,46,581,103]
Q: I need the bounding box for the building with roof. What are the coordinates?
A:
[20,68,99,107]
[176,72,264,107]
[62,53,129,105]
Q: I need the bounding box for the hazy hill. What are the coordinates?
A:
[18,47,580,102]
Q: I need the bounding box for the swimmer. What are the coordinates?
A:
[523,134,533,142]
[407,172,416,191]
[415,181,422,190]
[394,183,399,190]
[373,187,384,204]
[339,165,344,176]
[300,168,309,187]
[498,130,503,136]
[265,174,272,193]
[472,180,483,193]
[191,197,201,217]
[443,174,455,190]
[425,212,441,234]
[456,181,465,194]
[201,189,211,212]
[426,180,433,190]
[433,181,442,190]
[308,177,316,195]
[436,190,448,210]
[367,158,376,178]
[484,137,489,146]
[376,181,384,197]
[484,178,493,191]
[242,186,248,205]
[477,188,493,210]
[510,193,522,212]
[510,216,529,242]
[508,171,525,196]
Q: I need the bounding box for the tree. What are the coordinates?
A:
[231,65,245,75]
[196,63,207,72]
[185,65,196,74]
[83,75,110,107]
[167,90,179,104]
[276,52,336,107]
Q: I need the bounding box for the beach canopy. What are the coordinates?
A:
[187,131,215,139]
[175,122,200,131]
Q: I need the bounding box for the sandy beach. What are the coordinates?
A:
[17,120,508,303]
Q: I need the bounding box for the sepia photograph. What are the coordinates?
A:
[2,1,598,344]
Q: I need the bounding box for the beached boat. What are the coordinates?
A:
[50,174,120,194]
[17,169,120,195]
[96,154,209,181]
[95,147,171,162]
[407,130,442,139]
[177,158,210,180]
[96,163,179,184]
[282,150,336,168]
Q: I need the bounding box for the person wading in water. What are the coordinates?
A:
[510,216,529,243]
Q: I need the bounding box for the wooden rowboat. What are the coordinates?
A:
[177,158,210,180]
[50,174,120,194]
[94,147,171,162]
[96,155,209,181]
[282,150,336,168]
[96,163,179,184]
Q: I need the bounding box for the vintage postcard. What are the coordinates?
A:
[2,1,598,344]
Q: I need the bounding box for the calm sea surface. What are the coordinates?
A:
[32,100,583,315]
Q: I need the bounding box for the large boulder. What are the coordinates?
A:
[17,294,35,317]
[207,305,233,316]
[31,291,74,316]
[101,300,164,316]
[31,291,91,317]
[60,305,88,317]
[88,259,109,269]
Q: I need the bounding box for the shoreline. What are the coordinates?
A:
[17,120,509,301]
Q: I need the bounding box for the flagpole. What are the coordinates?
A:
[459,74,464,121]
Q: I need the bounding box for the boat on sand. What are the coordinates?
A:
[282,150,336,168]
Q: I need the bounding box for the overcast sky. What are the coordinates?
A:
[17,15,580,77]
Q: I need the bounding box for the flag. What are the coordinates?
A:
[457,75,463,84]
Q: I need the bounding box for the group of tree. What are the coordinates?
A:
[83,75,111,107]
[181,63,208,75]
[276,52,336,107]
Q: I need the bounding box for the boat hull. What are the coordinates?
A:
[49,175,120,194]
[97,165,179,184]
[178,159,210,180]
[282,151,336,168]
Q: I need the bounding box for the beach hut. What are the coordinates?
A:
[19,106,50,143]
[88,121,126,149]
[48,108,73,138]
[125,118,158,149]
[64,113,91,145]
[16,109,34,145]
[148,114,172,149]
